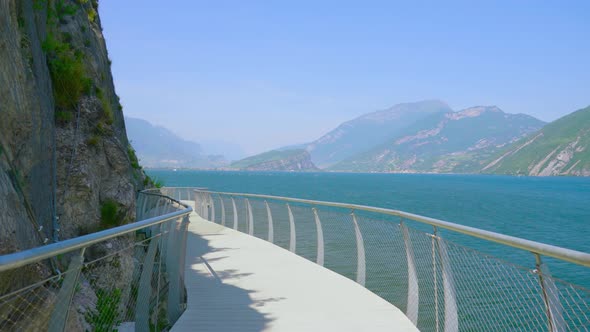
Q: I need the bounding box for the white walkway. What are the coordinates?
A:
[171,211,418,332]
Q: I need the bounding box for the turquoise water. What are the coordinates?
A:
[148,170,590,287]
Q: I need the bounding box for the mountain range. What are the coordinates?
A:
[125,117,228,168]
[330,105,545,173]
[300,100,453,168]
[126,101,590,176]
[232,100,556,174]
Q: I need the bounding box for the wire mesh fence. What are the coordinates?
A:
[0,190,191,332]
[195,189,590,332]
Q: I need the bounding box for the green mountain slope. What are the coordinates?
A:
[231,149,318,171]
[481,105,590,176]
[302,100,452,167]
[330,106,545,173]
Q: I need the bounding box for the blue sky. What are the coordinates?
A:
[101,0,590,156]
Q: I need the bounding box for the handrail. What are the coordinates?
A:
[196,189,590,268]
[0,191,192,272]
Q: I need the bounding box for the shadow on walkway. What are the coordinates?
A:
[172,229,274,332]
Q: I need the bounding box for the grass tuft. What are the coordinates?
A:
[87,135,100,147]
[143,175,164,188]
[86,288,122,332]
[43,33,91,110]
[55,110,73,122]
[87,8,97,22]
[100,199,122,229]
[127,145,141,170]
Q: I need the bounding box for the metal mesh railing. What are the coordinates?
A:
[194,189,590,332]
[0,190,191,331]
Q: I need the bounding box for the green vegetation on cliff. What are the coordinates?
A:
[43,32,91,110]
[40,1,92,113]
[481,105,590,176]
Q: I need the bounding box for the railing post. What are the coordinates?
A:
[433,226,439,332]
[48,248,85,332]
[351,211,366,286]
[166,218,180,322]
[210,193,216,223]
[220,194,226,226]
[136,193,145,221]
[246,198,254,235]
[195,191,203,217]
[312,208,324,266]
[140,192,148,220]
[203,193,210,221]
[178,215,190,312]
[203,192,208,218]
[436,234,458,332]
[231,197,238,230]
[155,197,165,220]
[160,213,171,269]
[400,220,419,326]
[135,224,161,332]
[265,200,274,243]
[167,216,188,323]
[535,254,565,332]
[196,191,202,217]
[287,203,296,253]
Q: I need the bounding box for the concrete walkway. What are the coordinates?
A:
[171,211,418,332]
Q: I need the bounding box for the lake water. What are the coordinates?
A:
[147,170,590,329]
[149,171,589,247]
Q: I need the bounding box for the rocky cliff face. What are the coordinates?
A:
[231,149,318,171]
[1,1,147,329]
[0,1,144,253]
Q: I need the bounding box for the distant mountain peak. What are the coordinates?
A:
[300,100,453,167]
[357,99,450,122]
[446,105,503,120]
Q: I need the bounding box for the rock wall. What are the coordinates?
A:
[0,0,145,251]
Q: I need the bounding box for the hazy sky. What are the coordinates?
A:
[100,0,590,156]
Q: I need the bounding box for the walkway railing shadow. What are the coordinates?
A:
[173,228,274,331]
[0,189,191,331]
